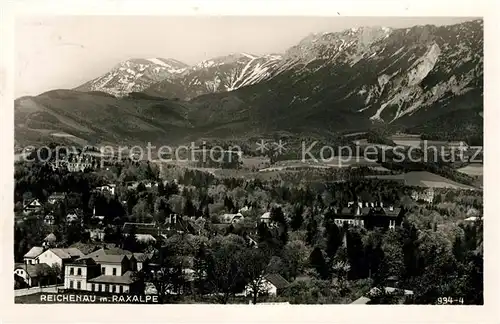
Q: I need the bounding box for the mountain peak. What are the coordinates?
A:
[75,57,189,97]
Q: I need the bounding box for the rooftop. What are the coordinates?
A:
[88,271,136,284]
[264,273,290,289]
[24,246,44,259]
[15,263,52,278]
[50,248,84,259]
[79,247,134,264]
[350,296,371,304]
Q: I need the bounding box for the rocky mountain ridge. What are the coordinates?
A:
[16,19,483,146]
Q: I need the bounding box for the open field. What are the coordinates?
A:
[457,163,483,176]
[240,156,270,169]
[366,171,478,190]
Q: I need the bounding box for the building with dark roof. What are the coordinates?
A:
[14,263,52,287]
[331,202,405,230]
[263,274,290,290]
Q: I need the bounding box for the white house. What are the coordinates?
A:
[79,248,136,277]
[35,247,84,269]
[64,258,100,291]
[220,213,244,224]
[23,246,44,265]
[88,228,105,241]
[96,184,116,196]
[245,273,290,298]
[260,212,271,224]
[66,213,79,223]
[23,198,42,215]
[63,247,141,294]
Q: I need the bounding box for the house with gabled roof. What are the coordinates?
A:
[245,273,290,298]
[44,233,57,247]
[23,246,44,265]
[66,212,80,223]
[14,263,52,287]
[122,222,160,242]
[80,247,136,276]
[36,247,85,270]
[260,212,271,224]
[220,212,244,225]
[133,252,153,271]
[23,198,43,215]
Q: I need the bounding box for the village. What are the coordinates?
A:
[13,144,483,304]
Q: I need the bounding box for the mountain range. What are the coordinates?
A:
[15,19,484,148]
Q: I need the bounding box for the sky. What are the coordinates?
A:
[15,16,478,97]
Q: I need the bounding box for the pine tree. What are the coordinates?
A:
[309,247,329,280]
[290,204,304,231]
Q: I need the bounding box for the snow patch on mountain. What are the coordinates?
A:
[75,58,188,97]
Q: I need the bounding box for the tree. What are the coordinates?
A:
[325,222,342,261]
[290,204,304,231]
[270,206,286,225]
[168,195,184,215]
[205,235,247,304]
[345,229,366,279]
[242,248,271,304]
[282,240,309,281]
[309,247,329,280]
[123,225,139,252]
[136,247,184,303]
[132,199,152,223]
[305,216,318,246]
[400,221,423,280]
[49,264,62,284]
[154,197,171,224]
[331,259,351,295]
[183,197,196,217]
[193,244,208,296]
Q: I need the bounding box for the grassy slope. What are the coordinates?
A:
[15,90,195,146]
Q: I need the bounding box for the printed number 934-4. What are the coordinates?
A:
[437,297,464,305]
